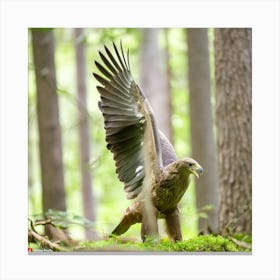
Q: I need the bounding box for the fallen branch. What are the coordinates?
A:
[28,229,70,252]
[34,218,54,227]
[228,236,252,250]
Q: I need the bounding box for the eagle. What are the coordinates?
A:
[93,42,203,242]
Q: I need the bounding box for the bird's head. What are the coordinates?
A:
[179,158,203,178]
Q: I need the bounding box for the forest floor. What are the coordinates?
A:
[28,217,252,253]
[72,234,251,253]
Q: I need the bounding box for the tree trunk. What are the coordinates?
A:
[140,28,173,142]
[31,29,67,240]
[163,29,174,144]
[214,28,252,235]
[74,28,96,240]
[187,28,219,233]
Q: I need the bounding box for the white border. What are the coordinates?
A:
[1,1,279,279]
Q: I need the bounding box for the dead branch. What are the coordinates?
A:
[28,229,70,252]
[34,218,54,226]
[228,236,252,250]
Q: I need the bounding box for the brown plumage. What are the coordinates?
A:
[93,42,203,241]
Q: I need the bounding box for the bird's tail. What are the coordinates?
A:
[110,207,141,236]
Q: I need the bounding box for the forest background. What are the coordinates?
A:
[28,28,252,249]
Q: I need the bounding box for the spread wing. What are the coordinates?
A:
[93,42,163,199]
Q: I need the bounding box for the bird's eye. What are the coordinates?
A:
[189,163,194,167]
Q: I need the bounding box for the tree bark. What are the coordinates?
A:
[140,28,173,142]
[74,28,96,240]
[187,28,219,233]
[31,29,67,239]
[214,28,252,234]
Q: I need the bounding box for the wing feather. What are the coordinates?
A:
[94,43,162,199]
[97,86,131,105]
[99,51,118,75]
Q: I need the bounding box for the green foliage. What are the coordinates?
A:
[197,204,214,219]
[76,234,249,252]
[31,28,53,33]
[28,210,96,235]
[44,209,95,230]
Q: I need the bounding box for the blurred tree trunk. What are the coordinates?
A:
[214,28,252,235]
[187,28,219,234]
[163,29,174,144]
[31,29,67,240]
[74,28,96,240]
[28,106,34,190]
[140,28,173,142]
[28,104,35,209]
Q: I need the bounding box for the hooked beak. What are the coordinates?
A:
[190,164,203,178]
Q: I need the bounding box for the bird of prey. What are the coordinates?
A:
[93,42,203,242]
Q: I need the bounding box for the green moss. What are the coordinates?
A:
[75,234,250,252]
[171,235,240,252]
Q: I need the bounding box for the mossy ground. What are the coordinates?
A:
[75,234,251,252]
